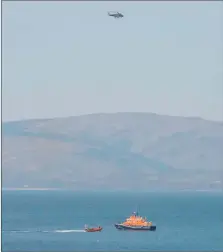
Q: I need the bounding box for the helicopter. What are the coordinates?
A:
[108,11,124,19]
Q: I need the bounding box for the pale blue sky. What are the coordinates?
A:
[2,1,223,122]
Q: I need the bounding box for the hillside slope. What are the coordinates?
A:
[2,113,223,190]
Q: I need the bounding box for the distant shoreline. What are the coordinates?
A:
[2,188,222,193]
[2,188,62,191]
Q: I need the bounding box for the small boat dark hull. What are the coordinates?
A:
[85,227,103,232]
[114,224,156,231]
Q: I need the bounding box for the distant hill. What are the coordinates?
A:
[2,112,223,190]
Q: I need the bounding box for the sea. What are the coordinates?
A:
[2,190,223,251]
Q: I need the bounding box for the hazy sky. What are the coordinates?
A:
[2,1,223,122]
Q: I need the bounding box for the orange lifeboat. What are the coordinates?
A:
[84,225,103,232]
[114,211,156,231]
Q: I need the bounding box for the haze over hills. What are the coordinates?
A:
[2,112,223,191]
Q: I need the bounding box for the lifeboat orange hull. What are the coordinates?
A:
[85,227,103,232]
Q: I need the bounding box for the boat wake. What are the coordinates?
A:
[3,229,86,233]
[3,230,31,233]
[54,229,86,233]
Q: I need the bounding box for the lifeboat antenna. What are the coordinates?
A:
[136,205,139,216]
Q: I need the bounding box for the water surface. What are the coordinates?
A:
[2,190,223,251]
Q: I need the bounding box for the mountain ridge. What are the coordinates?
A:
[2,112,223,190]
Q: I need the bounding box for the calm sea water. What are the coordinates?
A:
[2,190,223,251]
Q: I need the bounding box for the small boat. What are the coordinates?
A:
[84,225,103,232]
[114,211,156,231]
